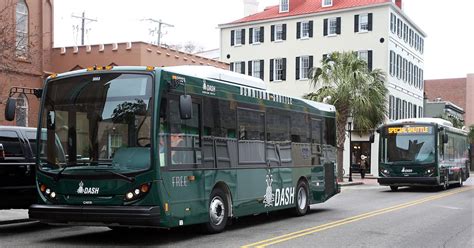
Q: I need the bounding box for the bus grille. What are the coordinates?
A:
[324,163,335,195]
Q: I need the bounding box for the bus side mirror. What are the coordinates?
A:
[369,134,375,143]
[179,95,192,120]
[4,98,16,121]
[0,143,5,160]
[443,134,449,144]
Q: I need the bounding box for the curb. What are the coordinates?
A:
[339,182,364,187]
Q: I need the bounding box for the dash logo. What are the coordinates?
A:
[202,81,216,95]
[77,181,100,195]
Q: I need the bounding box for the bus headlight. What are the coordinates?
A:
[124,183,151,202]
[39,183,57,201]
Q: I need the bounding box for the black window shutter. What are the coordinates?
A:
[297,22,301,39]
[368,50,373,71]
[248,61,252,76]
[309,21,313,37]
[282,58,287,80]
[282,24,287,40]
[241,29,245,45]
[241,61,245,74]
[259,60,264,80]
[230,62,234,71]
[368,13,373,31]
[336,17,341,34]
[270,59,274,81]
[354,15,359,32]
[309,56,313,73]
[231,30,235,46]
[271,25,275,41]
[295,57,300,80]
[249,28,253,44]
[323,19,328,36]
[260,27,264,43]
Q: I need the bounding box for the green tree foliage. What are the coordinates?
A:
[305,51,388,181]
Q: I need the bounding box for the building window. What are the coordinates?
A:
[298,21,312,38]
[275,24,284,41]
[403,23,408,43]
[397,19,402,38]
[389,95,394,120]
[329,18,337,35]
[358,13,369,32]
[15,94,28,127]
[250,27,263,44]
[390,13,396,33]
[280,0,289,12]
[389,51,395,76]
[250,60,264,80]
[296,56,312,80]
[231,61,245,74]
[409,29,414,47]
[322,0,333,7]
[231,29,245,46]
[16,0,29,57]
[270,58,286,81]
[396,54,401,79]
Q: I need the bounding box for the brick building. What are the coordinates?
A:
[0,0,54,127]
[424,74,474,126]
[1,1,227,128]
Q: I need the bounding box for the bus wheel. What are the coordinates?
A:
[205,188,228,233]
[294,181,309,216]
[390,186,398,191]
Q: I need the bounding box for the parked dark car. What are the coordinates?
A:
[0,126,43,209]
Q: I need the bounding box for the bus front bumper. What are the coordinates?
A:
[378,177,439,187]
[29,204,161,227]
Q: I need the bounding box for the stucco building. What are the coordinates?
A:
[219,0,426,176]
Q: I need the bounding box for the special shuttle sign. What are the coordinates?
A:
[387,126,433,135]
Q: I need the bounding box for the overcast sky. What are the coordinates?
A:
[54,0,474,80]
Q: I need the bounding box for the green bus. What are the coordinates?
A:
[5,65,339,232]
[377,118,470,191]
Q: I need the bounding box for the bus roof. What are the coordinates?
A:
[389,118,454,127]
[162,65,336,113]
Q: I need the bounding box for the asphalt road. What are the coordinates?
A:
[0,178,472,248]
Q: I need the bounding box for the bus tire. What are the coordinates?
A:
[205,188,228,234]
[390,186,398,191]
[294,181,309,216]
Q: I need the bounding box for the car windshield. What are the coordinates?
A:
[39,73,153,174]
[381,125,436,164]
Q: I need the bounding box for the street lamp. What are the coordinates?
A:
[347,116,353,182]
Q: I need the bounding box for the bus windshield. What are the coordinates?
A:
[380,125,435,164]
[39,73,153,174]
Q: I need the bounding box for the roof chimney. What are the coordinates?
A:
[395,0,403,9]
[243,0,259,16]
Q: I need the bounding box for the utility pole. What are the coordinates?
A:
[72,12,97,45]
[141,18,174,45]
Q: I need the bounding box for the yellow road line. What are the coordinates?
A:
[242,186,473,248]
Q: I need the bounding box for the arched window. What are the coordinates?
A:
[16,94,29,127]
[16,0,29,57]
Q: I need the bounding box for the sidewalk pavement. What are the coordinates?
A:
[339,175,378,186]
[0,209,28,222]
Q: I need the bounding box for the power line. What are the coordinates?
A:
[72,12,97,45]
[141,18,174,45]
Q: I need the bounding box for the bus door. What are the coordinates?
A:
[164,95,207,225]
[310,118,326,200]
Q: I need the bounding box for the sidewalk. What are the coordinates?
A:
[0,209,29,222]
[339,174,378,186]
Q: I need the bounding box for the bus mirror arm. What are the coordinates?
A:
[443,134,448,144]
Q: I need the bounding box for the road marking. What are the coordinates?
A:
[242,186,473,248]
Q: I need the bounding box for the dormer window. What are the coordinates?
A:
[322,0,333,7]
[280,0,289,13]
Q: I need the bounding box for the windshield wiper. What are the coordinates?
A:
[94,170,135,182]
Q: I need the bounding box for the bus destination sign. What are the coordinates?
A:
[387,126,433,135]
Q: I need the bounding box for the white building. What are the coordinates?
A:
[219,0,426,176]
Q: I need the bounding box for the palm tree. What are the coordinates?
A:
[305,51,388,181]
